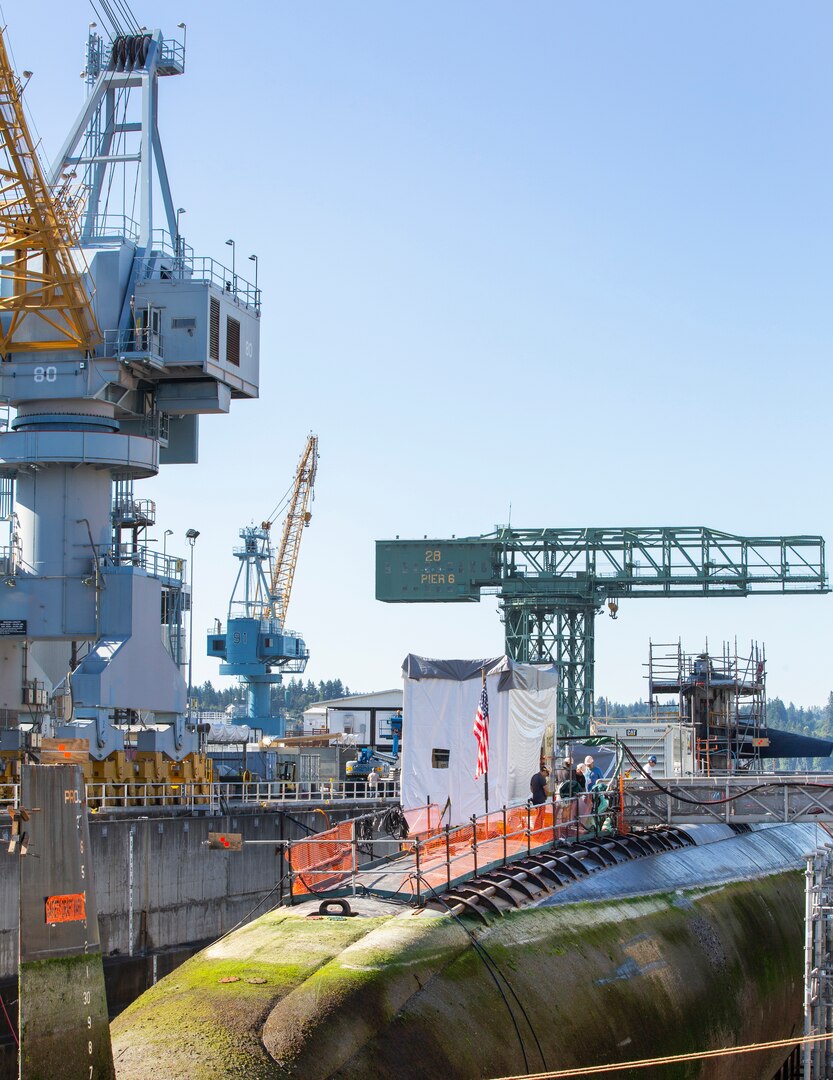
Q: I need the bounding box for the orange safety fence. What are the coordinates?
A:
[394,796,606,899]
[404,803,442,837]
[406,798,593,850]
[287,819,354,896]
[287,793,615,901]
[411,800,595,892]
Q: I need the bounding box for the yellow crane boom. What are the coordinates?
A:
[0,28,101,354]
[269,434,318,626]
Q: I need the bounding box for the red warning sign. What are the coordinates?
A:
[45,893,86,924]
[207,832,243,850]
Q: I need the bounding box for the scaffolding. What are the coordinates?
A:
[804,843,833,1080]
[648,639,767,775]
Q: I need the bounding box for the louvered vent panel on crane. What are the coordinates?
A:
[209,297,220,359]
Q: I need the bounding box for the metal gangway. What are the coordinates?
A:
[284,797,617,908]
[282,777,833,911]
[623,774,833,827]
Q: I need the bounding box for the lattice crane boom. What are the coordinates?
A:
[270,434,318,626]
[0,30,101,354]
[376,525,829,732]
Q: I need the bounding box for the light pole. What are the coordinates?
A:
[225,238,236,294]
[175,207,186,261]
[185,528,200,718]
[248,253,258,309]
[163,528,173,558]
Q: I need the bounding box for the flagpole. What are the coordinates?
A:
[473,667,490,818]
[482,668,489,818]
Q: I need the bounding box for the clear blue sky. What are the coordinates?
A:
[8,2,832,706]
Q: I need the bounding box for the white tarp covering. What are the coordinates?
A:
[401,655,558,826]
[507,686,558,803]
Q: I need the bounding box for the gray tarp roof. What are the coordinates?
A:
[402,654,559,692]
[206,724,259,744]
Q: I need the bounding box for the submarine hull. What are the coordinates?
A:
[110,824,814,1079]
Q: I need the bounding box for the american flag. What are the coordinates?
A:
[473,681,489,779]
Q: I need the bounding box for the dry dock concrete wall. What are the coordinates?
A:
[0,805,352,981]
[2,805,379,1080]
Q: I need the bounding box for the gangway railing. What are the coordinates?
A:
[285,794,606,906]
[285,777,833,905]
[134,255,258,308]
[623,775,833,826]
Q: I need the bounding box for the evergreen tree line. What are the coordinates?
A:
[595,694,833,734]
[194,678,833,768]
[192,677,354,718]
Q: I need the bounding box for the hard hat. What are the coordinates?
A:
[648,756,657,764]
[584,755,594,765]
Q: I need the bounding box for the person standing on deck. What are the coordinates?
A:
[557,759,580,797]
[557,760,582,828]
[530,766,549,806]
[584,756,602,791]
[555,758,572,787]
[553,758,573,828]
[575,763,592,826]
[530,765,550,837]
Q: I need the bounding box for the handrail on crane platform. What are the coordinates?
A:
[211,617,306,639]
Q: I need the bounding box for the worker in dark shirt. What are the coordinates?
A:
[530,765,550,839]
[530,766,549,806]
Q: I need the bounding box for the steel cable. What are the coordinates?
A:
[488,1029,832,1079]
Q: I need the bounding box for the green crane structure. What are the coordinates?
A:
[375,527,829,732]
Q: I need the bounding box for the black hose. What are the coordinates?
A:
[618,742,833,806]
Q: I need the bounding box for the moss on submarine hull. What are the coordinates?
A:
[112,873,804,1080]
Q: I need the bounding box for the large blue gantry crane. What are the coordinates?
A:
[376,527,829,732]
[208,436,318,736]
[0,14,259,779]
